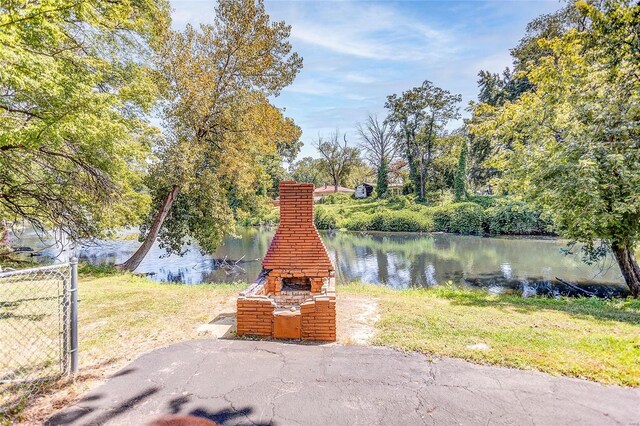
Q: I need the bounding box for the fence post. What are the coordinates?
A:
[70,257,79,374]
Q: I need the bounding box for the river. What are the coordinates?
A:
[8,227,628,297]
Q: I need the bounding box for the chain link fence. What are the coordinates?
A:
[0,260,78,419]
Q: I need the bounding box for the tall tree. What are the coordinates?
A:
[0,0,169,241]
[121,0,302,271]
[471,0,640,296]
[468,2,589,190]
[356,114,398,198]
[314,131,360,192]
[454,137,468,201]
[386,81,460,200]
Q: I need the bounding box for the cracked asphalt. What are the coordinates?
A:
[47,339,640,426]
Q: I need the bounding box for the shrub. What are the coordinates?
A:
[485,201,553,235]
[342,212,373,231]
[321,192,353,204]
[450,203,485,234]
[239,204,279,226]
[431,205,452,232]
[466,194,501,208]
[375,210,432,232]
[342,210,432,232]
[386,195,417,210]
[431,203,485,234]
[314,206,338,229]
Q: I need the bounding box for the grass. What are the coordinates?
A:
[340,282,640,387]
[10,268,244,425]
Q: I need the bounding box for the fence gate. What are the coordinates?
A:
[0,259,78,417]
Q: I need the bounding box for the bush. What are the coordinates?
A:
[314,206,338,229]
[342,212,373,231]
[386,195,417,210]
[484,201,553,235]
[431,203,485,234]
[239,204,279,226]
[342,210,432,232]
[321,192,353,204]
[376,210,432,232]
[466,194,501,208]
[450,203,485,234]
[431,205,453,232]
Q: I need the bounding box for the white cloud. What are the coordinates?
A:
[343,72,378,85]
[279,2,457,61]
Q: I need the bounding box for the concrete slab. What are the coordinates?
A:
[47,340,640,426]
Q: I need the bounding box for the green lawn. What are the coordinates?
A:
[342,282,640,386]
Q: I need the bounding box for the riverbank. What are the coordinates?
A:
[249,194,554,235]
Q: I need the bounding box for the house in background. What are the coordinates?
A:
[313,184,355,202]
[355,183,374,199]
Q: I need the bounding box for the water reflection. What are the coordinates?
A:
[8,227,628,297]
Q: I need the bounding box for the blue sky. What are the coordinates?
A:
[169,0,562,158]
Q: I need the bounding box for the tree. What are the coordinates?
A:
[314,131,360,191]
[343,161,374,189]
[468,2,589,190]
[0,0,170,241]
[290,157,327,187]
[356,114,398,197]
[386,81,460,201]
[120,0,302,271]
[454,137,468,201]
[471,0,640,296]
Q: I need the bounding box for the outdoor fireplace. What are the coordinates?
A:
[236,181,336,341]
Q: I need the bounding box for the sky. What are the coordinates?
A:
[169,0,563,158]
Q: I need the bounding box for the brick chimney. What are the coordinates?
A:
[262,181,334,293]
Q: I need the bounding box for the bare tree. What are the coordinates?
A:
[356,113,398,197]
[314,131,360,191]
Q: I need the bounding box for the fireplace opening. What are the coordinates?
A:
[281,277,311,292]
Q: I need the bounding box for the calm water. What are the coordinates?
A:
[8,227,628,297]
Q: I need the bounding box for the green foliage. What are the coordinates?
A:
[376,159,390,198]
[342,210,432,232]
[454,139,468,201]
[341,212,373,231]
[314,206,339,230]
[321,193,353,205]
[466,194,501,208]
[238,204,279,227]
[290,157,327,187]
[431,203,485,234]
[385,81,462,200]
[484,201,552,235]
[318,194,551,236]
[0,0,170,239]
[471,0,640,295]
[134,0,303,259]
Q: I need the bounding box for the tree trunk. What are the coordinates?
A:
[333,176,339,192]
[119,185,180,272]
[611,242,640,298]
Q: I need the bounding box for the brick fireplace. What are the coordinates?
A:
[236,181,336,341]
